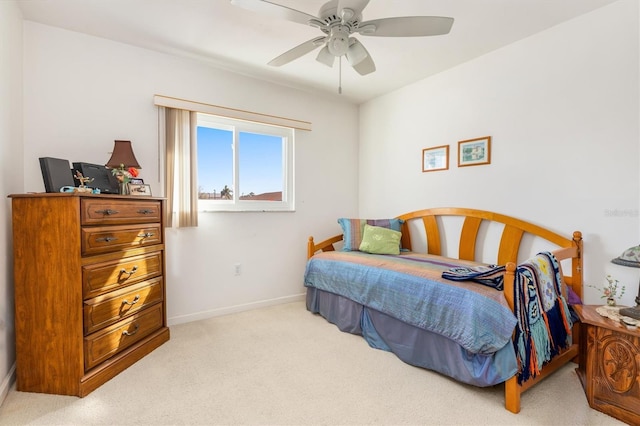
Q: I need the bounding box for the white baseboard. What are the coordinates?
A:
[167,293,306,326]
[0,363,16,408]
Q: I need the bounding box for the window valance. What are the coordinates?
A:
[153,95,312,131]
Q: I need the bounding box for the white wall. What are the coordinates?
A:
[0,0,23,403]
[359,0,640,306]
[21,22,360,324]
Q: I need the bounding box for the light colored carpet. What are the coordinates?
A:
[0,301,625,425]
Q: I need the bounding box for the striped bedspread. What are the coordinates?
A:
[304,251,517,354]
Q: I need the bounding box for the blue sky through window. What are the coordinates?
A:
[197,126,282,197]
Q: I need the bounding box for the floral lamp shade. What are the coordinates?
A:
[613,244,640,320]
[106,140,141,170]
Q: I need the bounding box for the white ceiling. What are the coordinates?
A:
[17,0,619,104]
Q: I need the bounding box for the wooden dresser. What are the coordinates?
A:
[10,193,170,396]
[574,304,640,424]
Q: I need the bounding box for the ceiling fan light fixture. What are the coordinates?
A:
[327,26,350,56]
[316,45,335,67]
[346,39,367,66]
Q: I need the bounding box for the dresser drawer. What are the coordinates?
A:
[84,303,164,371]
[82,251,163,299]
[81,224,162,256]
[83,278,163,335]
[81,199,162,225]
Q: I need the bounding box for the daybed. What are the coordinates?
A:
[304,207,583,414]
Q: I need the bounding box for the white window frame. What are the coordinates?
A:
[197,113,294,212]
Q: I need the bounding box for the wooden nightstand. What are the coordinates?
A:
[574,304,640,424]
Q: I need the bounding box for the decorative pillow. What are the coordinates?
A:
[358,224,402,255]
[338,218,404,251]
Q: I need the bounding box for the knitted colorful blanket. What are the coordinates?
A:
[513,252,573,384]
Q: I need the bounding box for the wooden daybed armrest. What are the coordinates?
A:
[307,235,343,259]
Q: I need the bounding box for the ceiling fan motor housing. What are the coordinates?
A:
[318,0,362,29]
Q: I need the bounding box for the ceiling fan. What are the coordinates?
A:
[230,0,454,76]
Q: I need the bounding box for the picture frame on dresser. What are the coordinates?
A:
[128,183,152,196]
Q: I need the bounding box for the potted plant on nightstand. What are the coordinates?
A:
[589,275,625,306]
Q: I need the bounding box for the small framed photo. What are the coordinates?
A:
[129,178,144,185]
[422,145,449,172]
[458,136,491,167]
[128,183,152,196]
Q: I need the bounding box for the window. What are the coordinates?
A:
[196,113,294,211]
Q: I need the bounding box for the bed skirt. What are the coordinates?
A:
[306,287,518,387]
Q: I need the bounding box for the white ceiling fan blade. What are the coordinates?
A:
[268,36,326,67]
[230,0,318,26]
[348,40,375,75]
[358,16,454,37]
[316,46,335,68]
[336,0,370,20]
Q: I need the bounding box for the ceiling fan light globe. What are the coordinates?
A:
[328,37,348,56]
[316,46,335,67]
[346,41,367,66]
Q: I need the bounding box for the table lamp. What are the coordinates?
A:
[612,245,640,320]
[105,140,141,170]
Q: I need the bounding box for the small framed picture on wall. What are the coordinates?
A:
[422,145,449,172]
[458,136,491,167]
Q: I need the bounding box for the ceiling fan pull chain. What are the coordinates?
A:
[338,56,342,95]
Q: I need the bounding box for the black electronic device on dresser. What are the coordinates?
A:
[39,157,75,192]
[72,162,120,194]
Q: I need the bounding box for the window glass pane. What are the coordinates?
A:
[238,132,283,202]
[195,111,294,212]
[197,126,233,200]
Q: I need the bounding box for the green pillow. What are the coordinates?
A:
[359,224,402,255]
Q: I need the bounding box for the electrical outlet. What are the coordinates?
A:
[234,263,241,276]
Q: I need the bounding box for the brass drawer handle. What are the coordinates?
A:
[120,265,138,276]
[122,324,139,336]
[138,232,155,238]
[122,295,140,306]
[96,236,118,243]
[137,209,155,215]
[96,209,119,215]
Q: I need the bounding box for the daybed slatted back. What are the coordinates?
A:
[396,207,583,300]
[307,207,583,301]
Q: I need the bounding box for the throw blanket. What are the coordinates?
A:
[513,252,573,384]
[304,251,517,354]
[441,264,506,290]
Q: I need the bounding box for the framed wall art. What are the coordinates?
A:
[422,145,449,172]
[458,136,491,167]
[128,183,152,196]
